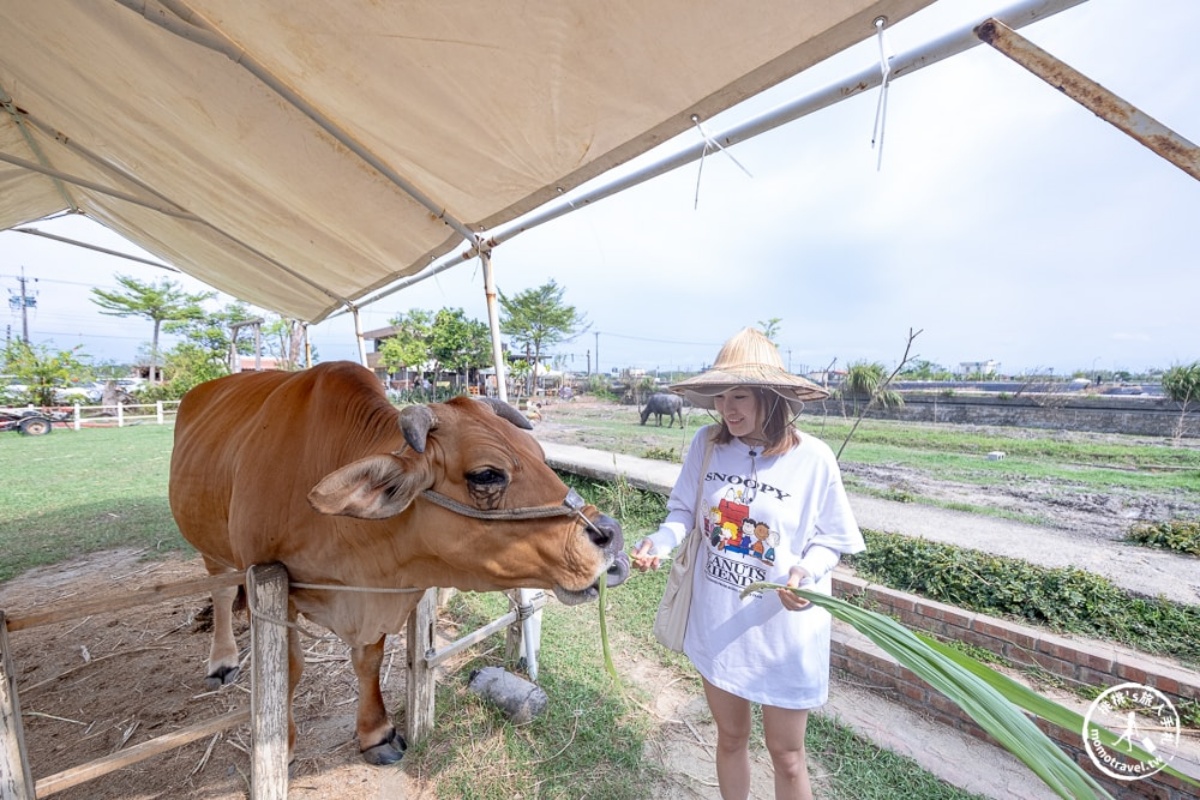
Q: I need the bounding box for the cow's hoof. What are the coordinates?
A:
[361,728,407,765]
[204,665,240,690]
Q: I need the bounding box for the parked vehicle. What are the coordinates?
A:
[1,376,30,404]
[0,408,65,436]
[54,383,103,404]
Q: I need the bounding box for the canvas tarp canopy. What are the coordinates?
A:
[0,0,934,324]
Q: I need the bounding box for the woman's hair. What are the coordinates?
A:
[712,386,800,456]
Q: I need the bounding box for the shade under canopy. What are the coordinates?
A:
[0,0,932,322]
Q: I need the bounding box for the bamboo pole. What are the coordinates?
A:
[4,572,245,632]
[32,709,250,797]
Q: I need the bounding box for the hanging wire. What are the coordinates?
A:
[870,16,894,171]
[691,114,753,209]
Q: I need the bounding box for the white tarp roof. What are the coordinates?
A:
[0,1,932,322]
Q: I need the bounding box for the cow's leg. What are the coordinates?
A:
[351,636,406,765]
[203,560,241,689]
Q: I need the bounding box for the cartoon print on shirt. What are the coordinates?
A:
[704,481,780,567]
[754,523,778,565]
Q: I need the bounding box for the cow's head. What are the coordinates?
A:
[307,396,629,604]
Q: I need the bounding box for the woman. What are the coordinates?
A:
[631,328,864,800]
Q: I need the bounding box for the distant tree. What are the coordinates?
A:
[758,318,782,344]
[262,315,307,371]
[429,308,491,386]
[839,361,902,415]
[91,275,213,384]
[836,328,921,460]
[1162,361,1200,442]
[900,359,951,381]
[499,280,588,394]
[1,341,90,406]
[378,309,434,380]
[507,358,532,396]
[161,302,258,394]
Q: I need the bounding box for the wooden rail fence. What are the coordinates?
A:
[1,568,542,799]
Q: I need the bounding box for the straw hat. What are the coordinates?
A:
[670,328,829,413]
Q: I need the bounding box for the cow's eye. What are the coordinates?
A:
[467,468,507,487]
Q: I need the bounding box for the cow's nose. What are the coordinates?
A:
[606,552,630,587]
[587,513,622,552]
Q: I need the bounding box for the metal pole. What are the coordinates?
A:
[254,322,262,371]
[976,18,1200,181]
[352,306,367,368]
[480,249,541,679]
[347,0,1089,312]
[12,229,178,271]
[481,250,508,403]
[120,0,476,243]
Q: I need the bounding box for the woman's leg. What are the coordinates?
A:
[762,705,812,800]
[702,678,753,800]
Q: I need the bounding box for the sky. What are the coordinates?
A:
[2,0,1198,379]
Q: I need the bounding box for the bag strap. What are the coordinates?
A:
[692,425,718,523]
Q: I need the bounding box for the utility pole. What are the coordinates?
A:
[7,267,37,344]
[594,332,600,375]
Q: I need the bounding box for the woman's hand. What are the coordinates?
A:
[630,539,662,572]
[777,567,813,611]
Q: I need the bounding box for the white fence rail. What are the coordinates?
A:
[1,401,181,429]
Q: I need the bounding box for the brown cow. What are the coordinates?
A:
[169,361,628,765]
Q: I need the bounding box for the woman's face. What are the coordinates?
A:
[713,387,762,440]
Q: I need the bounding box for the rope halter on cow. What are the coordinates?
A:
[419,486,605,539]
[246,488,606,633]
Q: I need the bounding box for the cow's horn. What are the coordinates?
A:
[478,397,533,430]
[398,405,438,452]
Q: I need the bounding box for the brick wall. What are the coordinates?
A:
[831,572,1200,799]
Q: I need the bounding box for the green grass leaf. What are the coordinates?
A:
[742,582,1117,800]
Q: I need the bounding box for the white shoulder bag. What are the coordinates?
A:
[652,427,717,652]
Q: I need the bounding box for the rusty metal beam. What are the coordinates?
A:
[976,17,1200,181]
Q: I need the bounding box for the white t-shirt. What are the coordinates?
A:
[646,425,864,709]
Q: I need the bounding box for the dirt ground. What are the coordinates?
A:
[2,549,770,800]
[3,400,1195,799]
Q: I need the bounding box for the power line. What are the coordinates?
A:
[594,330,723,347]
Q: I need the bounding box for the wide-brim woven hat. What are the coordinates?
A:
[670,327,829,414]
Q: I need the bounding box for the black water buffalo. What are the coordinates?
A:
[639,392,684,427]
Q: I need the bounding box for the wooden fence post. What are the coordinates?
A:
[0,613,35,800]
[248,564,289,800]
[405,588,438,746]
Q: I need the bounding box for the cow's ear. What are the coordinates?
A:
[308,455,429,519]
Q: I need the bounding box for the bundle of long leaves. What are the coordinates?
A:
[740,583,1198,800]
